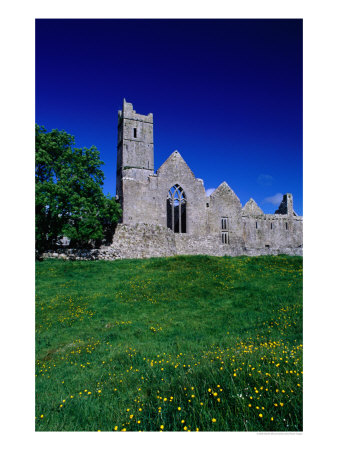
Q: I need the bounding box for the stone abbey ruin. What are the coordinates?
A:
[112,100,302,259]
[44,100,303,260]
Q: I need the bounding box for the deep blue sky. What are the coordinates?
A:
[36,19,303,215]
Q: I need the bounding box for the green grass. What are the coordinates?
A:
[35,255,303,432]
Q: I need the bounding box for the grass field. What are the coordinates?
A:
[35,255,303,432]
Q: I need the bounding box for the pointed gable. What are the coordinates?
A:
[208,181,242,213]
[211,181,241,204]
[156,150,195,179]
[242,198,264,216]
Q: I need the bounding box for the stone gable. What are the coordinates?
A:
[242,198,264,216]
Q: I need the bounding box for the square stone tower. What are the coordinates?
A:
[116,99,154,204]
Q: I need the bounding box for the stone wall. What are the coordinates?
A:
[42,247,122,261]
[42,221,302,261]
[155,151,208,234]
[207,182,245,248]
[42,223,177,261]
[175,234,244,257]
[242,215,303,250]
[121,151,208,235]
[111,223,176,259]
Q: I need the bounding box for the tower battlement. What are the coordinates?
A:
[118,99,153,123]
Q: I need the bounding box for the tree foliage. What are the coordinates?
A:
[35,125,121,251]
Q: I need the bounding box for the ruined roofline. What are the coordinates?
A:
[242,213,302,219]
[274,193,298,216]
[118,99,153,123]
[262,214,303,220]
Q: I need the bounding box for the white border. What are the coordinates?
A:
[1,1,338,449]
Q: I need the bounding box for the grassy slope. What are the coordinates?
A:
[35,255,303,432]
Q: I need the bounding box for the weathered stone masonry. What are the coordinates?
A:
[43,100,302,261]
[111,100,303,258]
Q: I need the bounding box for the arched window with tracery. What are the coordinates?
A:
[167,184,186,233]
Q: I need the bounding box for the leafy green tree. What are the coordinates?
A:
[35,125,121,252]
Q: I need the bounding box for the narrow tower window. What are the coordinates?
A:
[271,222,273,230]
[286,222,288,230]
[133,128,137,138]
[256,221,258,229]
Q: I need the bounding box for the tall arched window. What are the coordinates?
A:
[167,184,186,233]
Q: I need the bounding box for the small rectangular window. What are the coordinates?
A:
[221,217,228,230]
[255,221,258,229]
[222,231,229,244]
[286,223,288,230]
[133,128,137,138]
[271,222,273,229]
